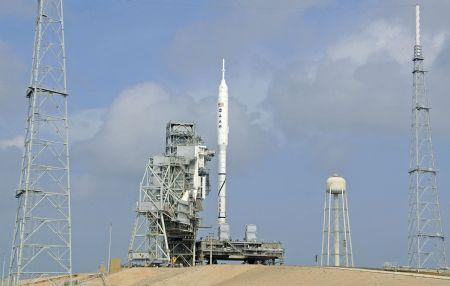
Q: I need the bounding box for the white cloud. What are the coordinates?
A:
[73,82,275,187]
[0,136,24,151]
[328,20,447,67]
[70,108,106,143]
[328,20,411,65]
[261,17,450,147]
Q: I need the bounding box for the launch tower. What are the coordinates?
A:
[128,122,214,267]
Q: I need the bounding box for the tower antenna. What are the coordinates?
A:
[408,4,448,269]
[415,4,421,46]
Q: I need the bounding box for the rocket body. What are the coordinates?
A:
[217,60,228,225]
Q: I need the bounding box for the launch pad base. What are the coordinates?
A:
[196,239,284,265]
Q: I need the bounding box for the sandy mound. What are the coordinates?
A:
[78,265,450,286]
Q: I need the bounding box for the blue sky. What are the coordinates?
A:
[2,0,450,273]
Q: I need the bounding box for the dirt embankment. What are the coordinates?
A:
[77,265,450,286]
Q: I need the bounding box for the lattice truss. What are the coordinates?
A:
[408,41,447,269]
[129,158,186,265]
[129,122,213,267]
[9,0,72,285]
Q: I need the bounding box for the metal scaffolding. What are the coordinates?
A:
[128,122,214,267]
[8,0,72,285]
[407,5,448,269]
[196,239,284,265]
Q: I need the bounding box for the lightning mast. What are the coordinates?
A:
[407,4,447,269]
[217,59,230,240]
[8,0,73,284]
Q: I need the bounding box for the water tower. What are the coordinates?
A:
[321,174,354,267]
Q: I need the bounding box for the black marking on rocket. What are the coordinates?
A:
[218,176,226,196]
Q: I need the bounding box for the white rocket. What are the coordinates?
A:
[217,59,228,226]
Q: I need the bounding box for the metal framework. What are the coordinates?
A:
[196,239,284,265]
[407,5,447,269]
[8,0,72,285]
[128,122,213,267]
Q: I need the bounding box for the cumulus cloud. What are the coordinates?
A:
[328,20,447,66]
[263,18,450,140]
[72,82,275,194]
[70,108,106,143]
[328,20,411,65]
[253,17,450,172]
[76,82,195,177]
[0,135,24,151]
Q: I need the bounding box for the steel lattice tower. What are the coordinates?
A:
[8,0,72,284]
[408,5,447,269]
[128,122,214,267]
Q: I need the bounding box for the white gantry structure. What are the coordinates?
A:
[321,174,354,267]
[217,59,230,241]
[407,5,447,269]
[128,122,214,267]
[8,0,73,285]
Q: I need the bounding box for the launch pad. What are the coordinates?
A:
[127,61,285,268]
[196,238,284,265]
